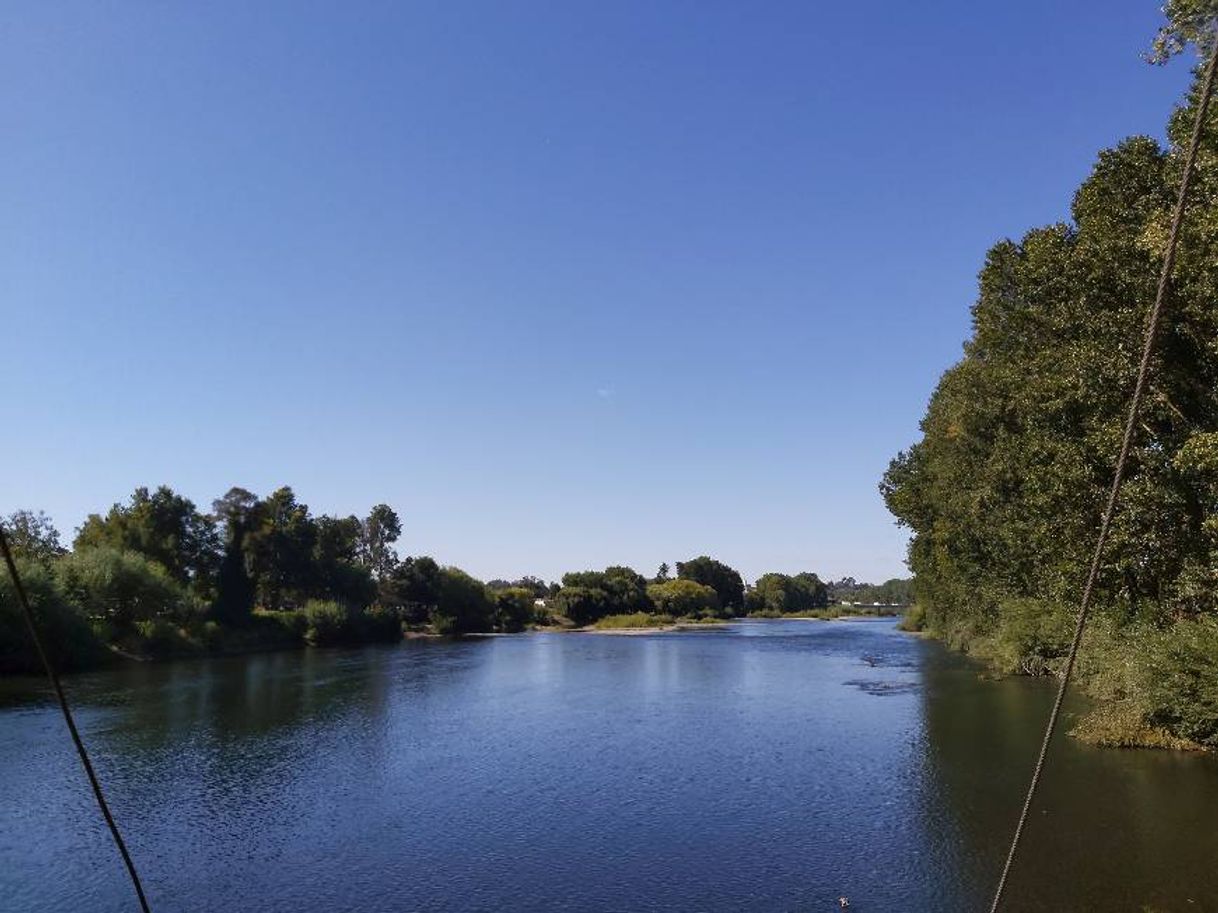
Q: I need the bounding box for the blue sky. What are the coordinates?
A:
[0,1,1195,584]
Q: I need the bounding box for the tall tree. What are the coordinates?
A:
[676,556,745,612]
[359,504,402,580]
[2,510,65,563]
[210,487,259,625]
[75,486,221,595]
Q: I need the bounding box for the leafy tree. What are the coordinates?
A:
[381,555,443,624]
[492,587,536,632]
[314,515,377,608]
[433,567,494,634]
[676,556,744,613]
[881,21,1218,744]
[210,487,259,626]
[647,578,720,618]
[359,504,401,580]
[0,557,100,673]
[552,587,609,626]
[654,562,671,582]
[554,566,653,624]
[245,486,317,610]
[75,486,220,595]
[2,510,65,564]
[58,547,194,632]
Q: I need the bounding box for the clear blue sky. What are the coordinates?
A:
[0,1,1195,584]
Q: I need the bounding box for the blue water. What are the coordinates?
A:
[2,619,1216,912]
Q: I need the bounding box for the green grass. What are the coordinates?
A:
[592,613,675,629]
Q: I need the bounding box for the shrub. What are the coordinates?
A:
[57,547,190,632]
[303,600,351,646]
[357,606,402,643]
[898,603,927,632]
[431,568,494,635]
[0,557,102,673]
[647,579,720,619]
[492,587,535,632]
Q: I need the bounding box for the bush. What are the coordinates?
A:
[432,568,493,635]
[0,557,102,673]
[1138,617,1218,748]
[647,579,720,619]
[898,603,927,632]
[132,618,197,658]
[970,598,1074,676]
[492,587,535,633]
[303,600,351,646]
[57,547,191,632]
[357,605,402,643]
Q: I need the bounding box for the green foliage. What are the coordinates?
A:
[554,566,653,625]
[2,510,65,564]
[380,555,443,624]
[75,486,220,596]
[646,579,721,618]
[302,600,351,646]
[747,572,829,615]
[827,576,914,605]
[492,587,535,632]
[359,504,402,580]
[57,547,195,632]
[883,46,1218,746]
[0,557,102,673]
[897,603,927,632]
[432,567,494,635]
[676,556,744,612]
[593,612,675,629]
[1149,1,1218,62]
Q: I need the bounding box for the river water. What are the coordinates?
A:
[1,618,1216,912]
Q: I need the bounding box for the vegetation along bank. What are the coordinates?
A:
[0,490,908,675]
[883,8,1218,752]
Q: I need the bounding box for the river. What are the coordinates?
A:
[1,618,1216,912]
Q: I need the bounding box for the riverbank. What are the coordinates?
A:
[897,604,1214,753]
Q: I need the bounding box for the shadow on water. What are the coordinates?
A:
[918,643,1218,913]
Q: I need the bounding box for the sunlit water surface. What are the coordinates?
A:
[2,619,1217,912]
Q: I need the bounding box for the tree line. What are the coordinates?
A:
[882,6,1218,749]
[0,486,890,673]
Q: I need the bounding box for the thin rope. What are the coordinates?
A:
[987,42,1218,913]
[0,524,153,912]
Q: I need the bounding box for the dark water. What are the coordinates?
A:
[2,619,1217,913]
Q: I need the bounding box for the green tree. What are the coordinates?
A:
[554,566,653,624]
[359,504,401,580]
[492,586,536,632]
[381,555,443,624]
[314,515,376,608]
[75,486,221,595]
[647,578,720,618]
[433,567,494,634]
[210,487,258,626]
[245,486,317,610]
[676,556,744,613]
[655,562,671,582]
[2,510,65,564]
[58,547,193,632]
[0,557,100,673]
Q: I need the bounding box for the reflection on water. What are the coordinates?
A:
[0,620,1215,912]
